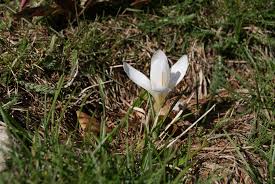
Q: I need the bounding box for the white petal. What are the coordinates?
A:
[123,62,152,92]
[150,50,171,91]
[170,55,189,88]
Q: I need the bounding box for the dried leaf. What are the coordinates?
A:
[76,111,111,134]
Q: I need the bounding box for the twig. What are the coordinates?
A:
[160,92,195,139]
[159,110,182,139]
[167,104,216,148]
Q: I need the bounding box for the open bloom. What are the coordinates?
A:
[123,50,189,111]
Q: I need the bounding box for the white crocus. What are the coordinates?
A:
[123,50,189,112]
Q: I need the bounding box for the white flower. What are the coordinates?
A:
[123,50,189,111]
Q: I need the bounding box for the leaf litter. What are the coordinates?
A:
[0,0,274,183]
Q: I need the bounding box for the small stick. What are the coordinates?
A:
[160,93,195,139]
[159,110,182,139]
[167,104,216,148]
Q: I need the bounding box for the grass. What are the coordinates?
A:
[0,0,274,183]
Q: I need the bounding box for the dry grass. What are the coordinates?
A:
[0,0,274,183]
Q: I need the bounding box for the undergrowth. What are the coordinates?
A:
[0,0,274,183]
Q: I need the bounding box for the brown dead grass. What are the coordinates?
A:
[1,3,273,182]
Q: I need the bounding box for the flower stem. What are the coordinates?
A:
[153,94,166,113]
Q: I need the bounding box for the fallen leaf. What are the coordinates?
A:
[76,111,111,134]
